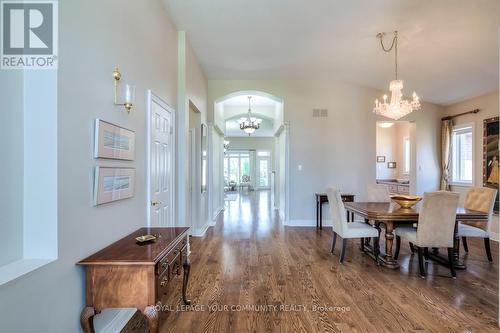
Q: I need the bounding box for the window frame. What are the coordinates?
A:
[450,123,474,187]
[403,136,410,175]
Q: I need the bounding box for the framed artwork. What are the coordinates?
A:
[201,124,208,193]
[93,167,135,206]
[483,116,499,214]
[377,156,386,163]
[387,162,396,169]
[94,119,135,160]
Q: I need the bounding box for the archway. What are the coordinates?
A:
[210,90,289,224]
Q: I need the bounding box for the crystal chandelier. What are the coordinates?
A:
[239,96,262,136]
[373,31,421,120]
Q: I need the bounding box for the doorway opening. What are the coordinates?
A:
[375,121,416,195]
[212,91,288,223]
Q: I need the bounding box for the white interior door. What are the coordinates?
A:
[150,94,173,226]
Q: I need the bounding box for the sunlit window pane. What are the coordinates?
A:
[451,126,473,184]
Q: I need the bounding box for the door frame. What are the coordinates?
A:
[146,90,176,227]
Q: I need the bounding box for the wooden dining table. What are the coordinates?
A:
[344,202,488,269]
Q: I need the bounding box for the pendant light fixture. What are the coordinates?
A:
[373,31,421,120]
[239,96,262,136]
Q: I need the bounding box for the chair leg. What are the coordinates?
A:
[409,242,415,253]
[360,238,365,252]
[339,239,348,264]
[417,247,426,278]
[447,248,456,279]
[423,247,429,260]
[394,236,401,260]
[462,237,469,253]
[484,237,493,262]
[331,232,337,254]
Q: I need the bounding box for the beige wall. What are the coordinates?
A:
[0,71,24,266]
[376,125,398,179]
[0,1,207,331]
[208,80,444,223]
[443,91,499,238]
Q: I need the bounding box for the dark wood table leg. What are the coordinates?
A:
[80,306,96,333]
[319,202,323,230]
[142,305,159,333]
[379,221,400,269]
[182,256,192,305]
[452,222,465,268]
[316,199,319,228]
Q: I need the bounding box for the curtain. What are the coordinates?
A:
[440,119,453,190]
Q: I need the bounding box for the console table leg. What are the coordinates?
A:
[80,306,96,333]
[182,257,192,305]
[142,305,159,333]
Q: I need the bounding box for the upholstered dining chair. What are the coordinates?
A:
[365,184,391,249]
[327,188,379,263]
[394,191,460,278]
[367,184,391,202]
[458,187,497,262]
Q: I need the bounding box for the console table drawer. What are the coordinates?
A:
[156,235,188,276]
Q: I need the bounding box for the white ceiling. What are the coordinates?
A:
[222,95,276,107]
[164,0,500,105]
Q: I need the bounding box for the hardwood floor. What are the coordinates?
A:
[160,190,499,332]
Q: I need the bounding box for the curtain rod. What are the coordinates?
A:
[441,109,480,121]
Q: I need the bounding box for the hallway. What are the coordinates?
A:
[160,191,499,332]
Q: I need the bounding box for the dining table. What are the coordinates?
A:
[344,202,489,269]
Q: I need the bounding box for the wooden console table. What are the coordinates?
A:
[77,227,190,333]
[315,193,355,229]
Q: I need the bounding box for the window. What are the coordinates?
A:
[403,137,410,174]
[224,151,250,185]
[451,125,473,184]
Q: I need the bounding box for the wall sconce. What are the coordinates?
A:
[113,68,135,113]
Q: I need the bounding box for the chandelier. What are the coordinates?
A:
[239,96,262,136]
[373,31,421,120]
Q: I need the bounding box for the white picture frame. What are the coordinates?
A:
[94,119,135,160]
[93,167,135,206]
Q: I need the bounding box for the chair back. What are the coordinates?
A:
[463,187,497,232]
[367,184,391,202]
[416,191,459,248]
[326,188,348,236]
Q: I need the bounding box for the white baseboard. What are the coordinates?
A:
[191,223,210,237]
[212,206,224,223]
[284,222,500,242]
[285,219,332,227]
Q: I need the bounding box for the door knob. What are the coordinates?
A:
[151,200,162,206]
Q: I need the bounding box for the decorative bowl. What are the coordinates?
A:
[390,195,422,209]
[135,234,157,243]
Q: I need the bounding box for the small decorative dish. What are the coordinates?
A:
[390,195,422,209]
[135,234,157,243]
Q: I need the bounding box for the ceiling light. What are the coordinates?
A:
[239,96,262,136]
[373,31,421,120]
